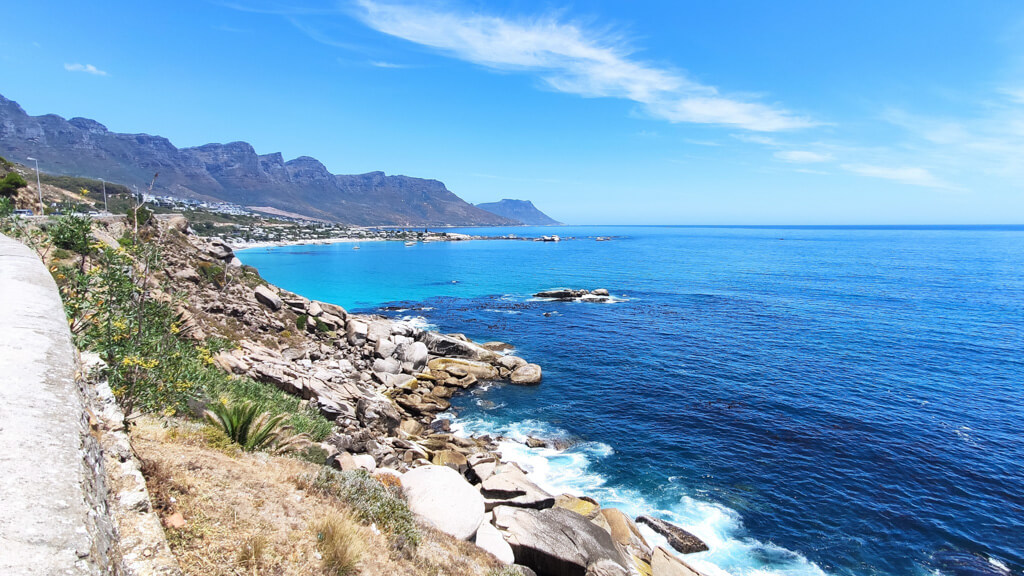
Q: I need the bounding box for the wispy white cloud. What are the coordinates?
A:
[775,150,833,163]
[841,164,951,189]
[369,60,409,68]
[732,134,781,146]
[64,63,108,76]
[350,0,815,132]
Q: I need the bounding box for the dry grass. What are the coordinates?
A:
[313,512,366,575]
[132,416,504,576]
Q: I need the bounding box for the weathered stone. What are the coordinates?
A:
[650,547,704,576]
[428,358,499,381]
[212,351,249,374]
[431,449,468,473]
[318,301,348,320]
[636,516,708,555]
[419,331,497,362]
[355,396,401,436]
[510,364,543,385]
[600,508,652,563]
[373,357,402,374]
[318,312,344,331]
[402,465,485,540]
[592,289,610,297]
[254,285,282,311]
[396,341,429,367]
[526,437,546,448]
[173,267,201,283]
[476,520,515,564]
[498,355,528,371]
[482,465,555,510]
[481,341,514,352]
[554,494,602,520]
[395,395,448,416]
[366,320,392,343]
[378,372,416,389]
[307,301,324,317]
[493,506,631,576]
[399,419,425,437]
[346,319,368,346]
[375,337,398,359]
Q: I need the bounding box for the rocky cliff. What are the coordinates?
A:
[476,199,562,225]
[0,94,516,226]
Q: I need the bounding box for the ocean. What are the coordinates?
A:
[237,225,1024,576]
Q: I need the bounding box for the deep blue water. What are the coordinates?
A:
[239,226,1024,576]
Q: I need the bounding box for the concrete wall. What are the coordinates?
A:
[0,233,108,574]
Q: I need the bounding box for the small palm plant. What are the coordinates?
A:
[205,400,311,453]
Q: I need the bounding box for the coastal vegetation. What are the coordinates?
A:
[0,205,334,440]
[0,171,26,196]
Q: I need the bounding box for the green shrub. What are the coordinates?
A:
[196,261,225,287]
[127,204,153,228]
[48,213,93,254]
[296,314,308,331]
[205,374,333,441]
[0,197,12,218]
[307,468,421,547]
[204,400,311,453]
[37,174,131,197]
[0,172,27,196]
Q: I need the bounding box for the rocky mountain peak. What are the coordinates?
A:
[0,92,519,226]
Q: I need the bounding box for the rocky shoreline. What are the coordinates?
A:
[159,215,706,576]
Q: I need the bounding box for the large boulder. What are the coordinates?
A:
[493,506,632,576]
[650,547,704,576]
[498,355,528,371]
[366,320,392,343]
[372,357,402,374]
[318,301,348,320]
[396,341,429,368]
[481,465,555,510]
[600,508,652,563]
[554,494,602,520]
[346,319,368,346]
[253,285,282,311]
[419,332,497,362]
[402,465,485,541]
[428,358,499,381]
[510,364,543,385]
[476,520,515,564]
[355,396,401,435]
[636,516,708,555]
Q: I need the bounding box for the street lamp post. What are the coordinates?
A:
[26,157,43,215]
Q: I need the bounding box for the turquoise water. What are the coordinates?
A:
[239,225,1024,576]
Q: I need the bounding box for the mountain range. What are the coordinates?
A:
[0,94,518,226]
[475,199,562,225]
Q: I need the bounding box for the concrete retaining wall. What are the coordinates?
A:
[0,233,109,574]
[0,233,180,575]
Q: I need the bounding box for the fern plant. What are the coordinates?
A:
[205,400,311,453]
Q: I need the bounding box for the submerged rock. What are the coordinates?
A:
[510,363,542,385]
[636,515,708,554]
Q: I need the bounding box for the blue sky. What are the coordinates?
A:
[2,1,1023,224]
